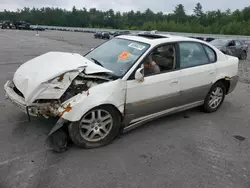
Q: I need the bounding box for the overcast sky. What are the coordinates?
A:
[0,0,249,14]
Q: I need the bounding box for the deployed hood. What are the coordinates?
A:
[13,51,112,105]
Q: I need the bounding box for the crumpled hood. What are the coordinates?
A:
[13,51,112,105]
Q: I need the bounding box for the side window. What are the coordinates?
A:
[142,44,176,77]
[228,40,236,46]
[235,41,241,46]
[179,42,210,69]
[203,44,216,63]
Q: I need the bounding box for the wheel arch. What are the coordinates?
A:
[61,101,124,123]
[92,103,123,120]
[213,78,230,94]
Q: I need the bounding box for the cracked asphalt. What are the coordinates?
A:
[0,29,250,188]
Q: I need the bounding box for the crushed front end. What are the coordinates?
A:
[4,72,110,119]
[4,72,112,152]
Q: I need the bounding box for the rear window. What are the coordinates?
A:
[203,44,217,63]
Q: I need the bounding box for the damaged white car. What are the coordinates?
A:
[4,33,239,151]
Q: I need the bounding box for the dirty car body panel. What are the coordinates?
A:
[4,34,239,146]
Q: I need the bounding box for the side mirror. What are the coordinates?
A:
[135,65,144,82]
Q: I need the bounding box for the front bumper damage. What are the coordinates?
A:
[4,80,61,118]
[4,80,72,152]
[4,72,116,152]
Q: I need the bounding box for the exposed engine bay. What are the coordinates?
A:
[60,73,111,103]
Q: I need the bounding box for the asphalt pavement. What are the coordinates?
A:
[0,29,250,188]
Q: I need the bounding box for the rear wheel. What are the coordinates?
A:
[68,105,121,148]
[240,51,247,60]
[203,82,226,113]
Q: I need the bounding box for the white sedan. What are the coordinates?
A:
[4,33,239,151]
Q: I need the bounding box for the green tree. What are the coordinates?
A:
[173,4,186,23]
[193,3,203,17]
[0,4,250,35]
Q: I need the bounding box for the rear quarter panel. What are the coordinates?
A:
[201,43,239,82]
[215,54,239,81]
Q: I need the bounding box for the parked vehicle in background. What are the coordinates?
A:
[141,30,158,35]
[210,39,248,60]
[31,25,45,31]
[195,37,204,41]
[94,31,110,39]
[94,31,102,39]
[109,31,115,35]
[101,32,110,39]
[4,33,239,152]
[14,21,31,30]
[205,37,215,42]
[1,20,15,29]
[113,31,119,36]
[114,30,131,37]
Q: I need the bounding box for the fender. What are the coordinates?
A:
[59,79,126,122]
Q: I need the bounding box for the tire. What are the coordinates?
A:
[203,81,226,113]
[240,51,247,60]
[68,105,121,149]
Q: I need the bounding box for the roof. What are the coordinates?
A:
[117,33,207,46]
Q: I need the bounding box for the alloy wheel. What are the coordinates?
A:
[208,87,224,109]
[79,109,113,142]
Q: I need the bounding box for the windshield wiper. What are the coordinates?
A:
[91,58,103,67]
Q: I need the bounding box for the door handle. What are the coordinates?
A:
[170,80,178,84]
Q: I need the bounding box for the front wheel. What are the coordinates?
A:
[203,82,226,113]
[68,105,121,149]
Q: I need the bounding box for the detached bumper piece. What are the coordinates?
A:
[45,118,70,153]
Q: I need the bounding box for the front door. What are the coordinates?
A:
[125,70,181,124]
[124,43,182,124]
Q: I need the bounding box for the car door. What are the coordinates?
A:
[227,40,237,57]
[177,42,216,105]
[235,40,242,58]
[125,44,181,123]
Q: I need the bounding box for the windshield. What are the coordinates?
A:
[85,38,150,77]
[210,39,229,46]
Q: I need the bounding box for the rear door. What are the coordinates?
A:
[227,40,237,57]
[235,40,242,58]
[177,42,217,105]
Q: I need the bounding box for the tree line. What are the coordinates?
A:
[1,3,250,35]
